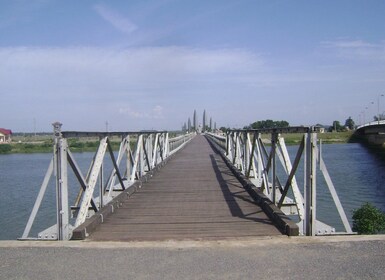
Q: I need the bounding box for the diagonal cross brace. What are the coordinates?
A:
[75,137,108,227]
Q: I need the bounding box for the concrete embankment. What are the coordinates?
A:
[1,235,385,279]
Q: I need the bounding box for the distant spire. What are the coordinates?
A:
[193,110,197,130]
[203,110,206,132]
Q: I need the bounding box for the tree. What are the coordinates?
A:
[352,202,385,234]
[249,120,289,129]
[374,114,385,122]
[344,117,355,130]
[329,120,344,132]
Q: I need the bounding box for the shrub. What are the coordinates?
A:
[352,202,385,234]
[85,141,99,148]
[70,141,85,149]
[0,144,12,154]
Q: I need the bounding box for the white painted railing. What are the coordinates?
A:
[206,128,353,236]
[20,123,195,240]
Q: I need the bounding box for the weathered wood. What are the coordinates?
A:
[89,135,282,241]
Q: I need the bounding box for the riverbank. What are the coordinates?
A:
[253,131,354,146]
[282,131,354,145]
[0,135,124,154]
[0,131,361,154]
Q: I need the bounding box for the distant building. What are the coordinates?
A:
[0,128,12,143]
[313,125,326,133]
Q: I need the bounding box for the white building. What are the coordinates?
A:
[0,128,12,143]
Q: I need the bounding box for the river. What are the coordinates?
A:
[0,143,384,240]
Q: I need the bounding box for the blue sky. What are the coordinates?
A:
[1,0,385,132]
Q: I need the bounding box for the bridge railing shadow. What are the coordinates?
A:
[205,127,353,236]
[208,152,277,225]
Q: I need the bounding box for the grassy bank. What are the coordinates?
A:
[0,142,53,154]
[256,131,354,145]
[0,136,123,154]
[281,131,354,145]
[0,131,356,154]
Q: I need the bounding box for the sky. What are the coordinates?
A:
[0,0,385,132]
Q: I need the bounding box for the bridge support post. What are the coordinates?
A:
[53,122,70,240]
[304,131,317,236]
[271,132,278,204]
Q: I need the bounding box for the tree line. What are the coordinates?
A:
[243,120,290,130]
[217,117,361,133]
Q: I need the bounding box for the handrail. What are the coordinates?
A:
[20,123,195,240]
[169,133,196,155]
[206,127,353,236]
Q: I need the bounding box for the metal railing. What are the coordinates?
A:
[20,123,195,240]
[206,127,353,236]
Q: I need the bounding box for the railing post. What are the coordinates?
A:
[125,135,131,180]
[304,130,317,236]
[52,122,70,240]
[99,136,104,209]
[225,132,229,157]
[152,133,158,168]
[165,133,169,158]
[271,131,278,204]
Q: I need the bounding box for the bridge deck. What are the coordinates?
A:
[89,135,282,241]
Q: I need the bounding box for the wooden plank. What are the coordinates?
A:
[89,135,282,241]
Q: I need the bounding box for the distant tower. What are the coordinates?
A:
[188,118,191,132]
[193,110,197,131]
[203,110,206,132]
[214,122,217,131]
[210,117,212,131]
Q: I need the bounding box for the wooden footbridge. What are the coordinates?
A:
[88,135,282,241]
[20,123,353,241]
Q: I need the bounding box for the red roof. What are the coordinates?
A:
[0,128,12,135]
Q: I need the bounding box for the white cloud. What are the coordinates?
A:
[152,105,164,119]
[0,45,268,130]
[320,39,385,61]
[0,46,265,98]
[118,105,164,119]
[1,43,384,131]
[94,4,137,34]
[322,40,375,49]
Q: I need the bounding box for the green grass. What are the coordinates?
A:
[0,135,124,154]
[255,131,354,146]
[319,131,354,143]
[3,141,53,154]
[0,131,356,154]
